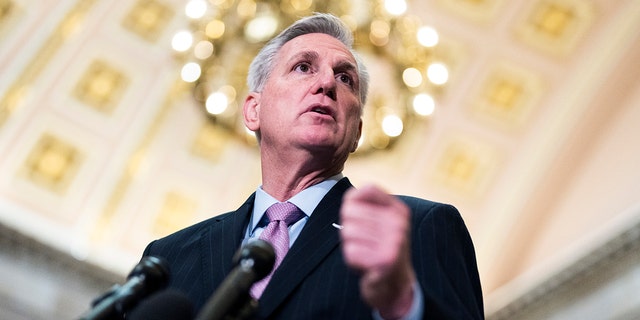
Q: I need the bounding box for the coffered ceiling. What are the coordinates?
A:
[0,0,638,314]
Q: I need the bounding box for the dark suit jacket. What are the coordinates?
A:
[142,178,484,319]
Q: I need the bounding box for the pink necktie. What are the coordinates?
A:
[250,202,305,299]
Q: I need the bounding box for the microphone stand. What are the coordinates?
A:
[195,259,260,320]
[216,293,258,320]
[195,240,275,320]
[78,256,170,320]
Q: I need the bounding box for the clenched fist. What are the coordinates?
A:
[340,184,417,319]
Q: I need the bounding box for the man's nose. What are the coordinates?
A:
[313,69,337,100]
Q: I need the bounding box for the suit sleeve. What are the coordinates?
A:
[408,200,484,319]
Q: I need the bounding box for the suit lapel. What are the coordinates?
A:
[205,193,255,293]
[257,178,353,317]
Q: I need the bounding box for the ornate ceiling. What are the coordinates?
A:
[0,0,639,315]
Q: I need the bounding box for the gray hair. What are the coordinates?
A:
[247,13,370,105]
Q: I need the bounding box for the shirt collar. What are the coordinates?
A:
[249,173,342,231]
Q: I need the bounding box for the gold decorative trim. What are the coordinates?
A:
[90,80,188,243]
[72,59,129,114]
[152,190,198,237]
[0,0,98,128]
[430,134,499,198]
[121,0,174,43]
[435,0,507,23]
[190,120,232,163]
[20,133,84,195]
[469,61,544,130]
[0,0,16,32]
[515,0,595,57]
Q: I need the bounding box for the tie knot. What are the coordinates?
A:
[265,202,305,226]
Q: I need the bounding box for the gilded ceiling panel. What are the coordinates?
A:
[429,133,500,198]
[122,0,175,42]
[73,59,129,113]
[20,132,83,195]
[469,61,544,130]
[435,0,508,23]
[515,0,595,56]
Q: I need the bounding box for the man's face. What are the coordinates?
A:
[244,33,363,159]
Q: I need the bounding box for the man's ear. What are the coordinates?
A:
[350,119,363,153]
[243,92,260,132]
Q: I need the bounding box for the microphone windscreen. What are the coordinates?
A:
[232,239,275,281]
[129,256,171,293]
[127,289,194,320]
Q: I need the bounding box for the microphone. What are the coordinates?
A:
[195,240,275,320]
[127,289,194,320]
[79,256,170,320]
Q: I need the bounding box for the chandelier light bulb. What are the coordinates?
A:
[384,0,407,16]
[382,114,404,137]
[417,26,439,47]
[185,0,208,19]
[245,15,279,43]
[194,40,214,60]
[403,67,423,88]
[181,62,201,82]
[413,93,435,116]
[427,62,449,85]
[172,31,194,52]
[206,92,229,115]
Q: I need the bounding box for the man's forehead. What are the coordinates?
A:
[280,33,356,62]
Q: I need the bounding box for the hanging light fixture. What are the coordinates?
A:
[173,0,447,154]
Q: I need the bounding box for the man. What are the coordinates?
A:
[141,13,483,319]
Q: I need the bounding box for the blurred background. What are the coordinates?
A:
[0,0,639,319]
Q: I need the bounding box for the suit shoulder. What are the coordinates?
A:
[149,210,235,248]
[397,195,459,215]
[396,195,466,229]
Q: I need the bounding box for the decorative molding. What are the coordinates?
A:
[20,132,84,195]
[90,80,185,245]
[469,60,544,131]
[121,0,175,43]
[0,222,122,287]
[0,0,98,128]
[429,133,500,199]
[515,0,595,57]
[435,0,508,24]
[487,210,640,319]
[0,222,122,319]
[73,59,129,114]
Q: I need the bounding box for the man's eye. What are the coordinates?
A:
[294,63,311,73]
[337,74,354,86]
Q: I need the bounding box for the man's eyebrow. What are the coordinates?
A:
[289,51,320,63]
[334,60,357,74]
[288,51,357,72]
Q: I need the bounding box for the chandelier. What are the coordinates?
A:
[172,0,447,154]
